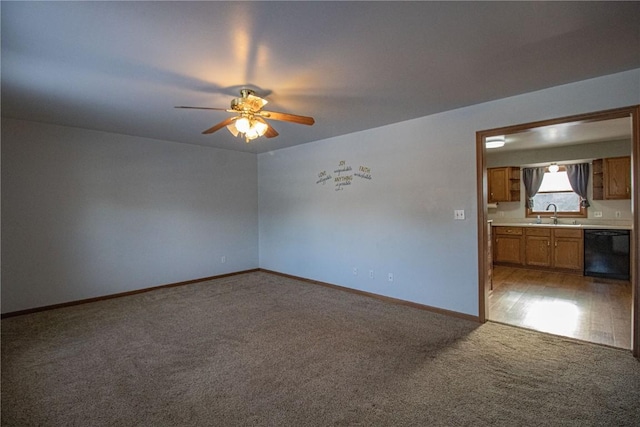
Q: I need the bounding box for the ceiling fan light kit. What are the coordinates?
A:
[226,115,269,142]
[176,89,315,143]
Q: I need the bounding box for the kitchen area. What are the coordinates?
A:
[484,115,633,349]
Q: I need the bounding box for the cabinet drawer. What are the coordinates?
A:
[553,229,583,239]
[494,227,523,236]
[525,228,551,237]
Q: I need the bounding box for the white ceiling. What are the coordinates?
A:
[491,117,633,152]
[2,1,639,154]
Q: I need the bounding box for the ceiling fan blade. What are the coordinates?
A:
[264,124,279,138]
[202,117,237,135]
[260,110,315,126]
[175,106,229,111]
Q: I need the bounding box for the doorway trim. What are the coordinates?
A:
[476,105,640,358]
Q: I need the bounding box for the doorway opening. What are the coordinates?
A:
[476,106,640,356]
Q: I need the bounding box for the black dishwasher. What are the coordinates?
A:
[584,229,630,280]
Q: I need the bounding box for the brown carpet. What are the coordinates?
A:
[2,271,639,426]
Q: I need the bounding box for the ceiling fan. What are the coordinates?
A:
[175,89,315,143]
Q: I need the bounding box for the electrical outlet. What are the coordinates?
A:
[454,209,465,220]
[593,211,603,218]
[221,256,226,263]
[369,270,374,279]
[499,211,505,217]
[388,273,394,282]
[353,268,358,276]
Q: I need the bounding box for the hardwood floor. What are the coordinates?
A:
[489,265,632,349]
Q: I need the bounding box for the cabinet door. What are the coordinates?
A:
[488,168,509,203]
[525,236,551,267]
[494,235,524,264]
[487,222,493,290]
[604,156,631,199]
[553,237,584,271]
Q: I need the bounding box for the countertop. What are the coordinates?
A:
[491,222,632,230]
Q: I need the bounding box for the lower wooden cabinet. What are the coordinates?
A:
[494,226,583,273]
[525,228,551,267]
[552,229,584,271]
[487,222,493,289]
[494,227,524,265]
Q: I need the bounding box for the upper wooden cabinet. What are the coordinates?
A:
[488,167,520,203]
[604,156,631,199]
[592,156,631,200]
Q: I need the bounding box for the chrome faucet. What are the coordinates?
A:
[546,203,558,224]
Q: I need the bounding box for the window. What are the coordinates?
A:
[527,167,587,218]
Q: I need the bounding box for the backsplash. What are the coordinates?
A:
[487,199,633,227]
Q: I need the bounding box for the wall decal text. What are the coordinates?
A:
[316,160,372,191]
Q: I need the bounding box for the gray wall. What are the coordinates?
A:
[3,69,638,316]
[1,119,259,313]
[258,69,640,317]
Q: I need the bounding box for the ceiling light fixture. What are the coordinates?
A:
[548,163,559,173]
[485,136,505,149]
[226,114,269,142]
[175,89,315,143]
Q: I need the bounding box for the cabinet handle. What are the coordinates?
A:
[555,242,558,247]
[547,242,550,246]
